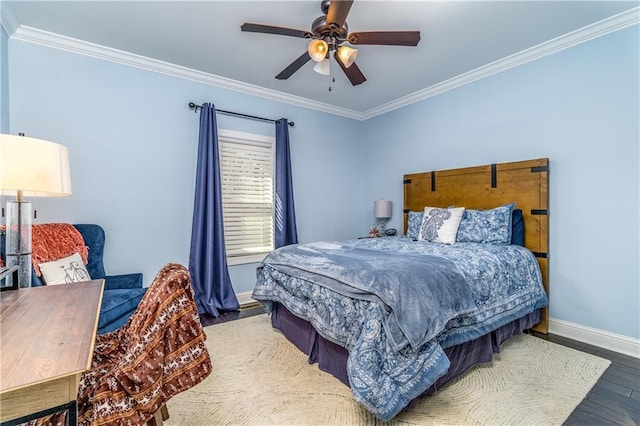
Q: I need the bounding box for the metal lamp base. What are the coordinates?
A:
[5,200,32,288]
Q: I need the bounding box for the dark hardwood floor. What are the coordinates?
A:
[201,306,640,425]
[533,332,640,426]
[199,302,267,327]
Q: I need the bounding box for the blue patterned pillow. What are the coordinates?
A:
[456,203,515,245]
[407,211,423,240]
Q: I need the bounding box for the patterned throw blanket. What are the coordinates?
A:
[23,263,211,426]
[76,263,212,425]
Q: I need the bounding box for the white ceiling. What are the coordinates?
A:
[2,1,638,118]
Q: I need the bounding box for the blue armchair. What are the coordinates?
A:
[72,224,147,334]
[1,224,146,334]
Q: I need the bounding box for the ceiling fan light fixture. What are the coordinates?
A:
[337,45,358,68]
[308,39,329,62]
[242,0,420,86]
[313,58,330,75]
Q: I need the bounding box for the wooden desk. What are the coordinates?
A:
[0,280,104,424]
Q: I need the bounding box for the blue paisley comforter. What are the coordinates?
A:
[253,237,548,421]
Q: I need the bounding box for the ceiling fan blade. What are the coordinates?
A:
[275,51,312,80]
[334,51,366,86]
[241,23,313,39]
[326,0,354,28]
[348,31,421,46]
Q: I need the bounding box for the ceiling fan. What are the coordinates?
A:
[240,0,420,86]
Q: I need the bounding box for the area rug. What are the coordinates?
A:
[165,314,610,425]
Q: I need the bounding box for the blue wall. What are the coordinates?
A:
[5,24,639,340]
[362,26,639,339]
[8,40,364,294]
[1,25,8,133]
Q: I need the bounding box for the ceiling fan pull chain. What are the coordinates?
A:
[329,76,336,92]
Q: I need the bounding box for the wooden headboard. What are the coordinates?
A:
[403,158,549,333]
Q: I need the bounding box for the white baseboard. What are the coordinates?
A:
[549,317,640,359]
[236,291,258,307]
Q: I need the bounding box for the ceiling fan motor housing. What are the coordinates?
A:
[311,15,348,42]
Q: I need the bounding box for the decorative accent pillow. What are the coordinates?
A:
[407,211,424,240]
[418,207,465,244]
[456,203,515,245]
[39,252,91,285]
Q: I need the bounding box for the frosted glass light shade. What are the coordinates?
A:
[374,200,392,219]
[0,134,72,197]
[337,45,358,68]
[308,39,329,62]
[313,58,330,75]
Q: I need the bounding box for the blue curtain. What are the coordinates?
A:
[275,119,298,248]
[189,103,240,316]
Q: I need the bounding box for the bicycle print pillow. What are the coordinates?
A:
[39,252,91,285]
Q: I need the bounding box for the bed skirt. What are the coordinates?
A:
[271,302,541,405]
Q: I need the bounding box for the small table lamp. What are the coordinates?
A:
[374,200,392,234]
[0,134,72,288]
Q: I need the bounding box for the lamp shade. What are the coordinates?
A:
[0,134,72,197]
[313,58,330,75]
[308,39,328,62]
[374,200,392,219]
[336,45,358,68]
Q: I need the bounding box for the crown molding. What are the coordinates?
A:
[361,6,639,120]
[6,6,638,122]
[9,25,362,120]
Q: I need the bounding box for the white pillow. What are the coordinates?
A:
[418,207,465,244]
[39,252,91,285]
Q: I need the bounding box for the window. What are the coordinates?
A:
[218,129,275,265]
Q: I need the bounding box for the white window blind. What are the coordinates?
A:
[218,130,274,265]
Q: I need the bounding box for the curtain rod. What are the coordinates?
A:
[188,102,294,127]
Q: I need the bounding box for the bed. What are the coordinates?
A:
[252,158,550,421]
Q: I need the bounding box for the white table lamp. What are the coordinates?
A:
[373,200,392,233]
[0,134,72,288]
